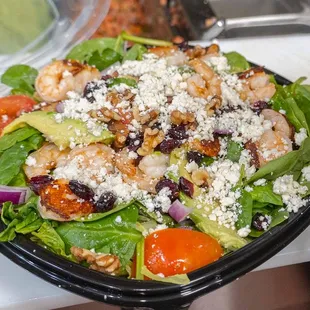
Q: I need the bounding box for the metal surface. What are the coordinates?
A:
[166,0,310,40]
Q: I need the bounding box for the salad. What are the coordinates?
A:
[0,33,310,284]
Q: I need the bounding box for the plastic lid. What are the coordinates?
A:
[0,0,110,74]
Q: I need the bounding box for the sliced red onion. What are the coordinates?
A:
[168,199,192,223]
[213,129,233,135]
[0,185,31,205]
[101,61,121,75]
[55,102,64,113]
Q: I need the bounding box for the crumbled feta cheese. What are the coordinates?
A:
[1,115,8,122]
[115,216,122,223]
[185,161,199,173]
[253,179,267,186]
[273,175,308,212]
[302,166,310,182]
[279,109,286,115]
[294,128,308,146]
[237,225,251,237]
[25,155,36,167]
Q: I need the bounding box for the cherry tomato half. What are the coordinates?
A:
[0,95,36,130]
[144,228,223,277]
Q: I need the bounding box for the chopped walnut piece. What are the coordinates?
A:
[133,106,159,126]
[137,128,165,156]
[190,138,220,157]
[192,169,211,187]
[170,110,195,125]
[108,120,129,149]
[206,96,222,116]
[70,246,121,275]
[89,108,121,123]
[185,45,207,59]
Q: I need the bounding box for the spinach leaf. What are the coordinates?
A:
[249,137,310,183]
[123,44,147,61]
[56,206,142,266]
[224,51,250,73]
[271,94,309,134]
[1,65,38,94]
[107,77,137,88]
[66,38,124,63]
[295,84,310,129]
[200,156,214,167]
[249,209,289,238]
[88,49,122,71]
[8,171,27,187]
[0,126,39,151]
[74,201,134,222]
[226,140,242,162]
[250,183,283,206]
[0,133,44,185]
[31,221,70,258]
[236,190,253,229]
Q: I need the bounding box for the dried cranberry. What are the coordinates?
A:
[244,141,260,168]
[155,179,179,201]
[126,132,143,152]
[179,177,194,198]
[251,101,269,114]
[83,81,101,103]
[69,180,94,201]
[167,125,188,140]
[177,41,191,52]
[252,213,270,231]
[95,191,117,213]
[166,96,173,104]
[187,151,204,165]
[159,138,182,154]
[29,175,53,195]
[101,74,113,81]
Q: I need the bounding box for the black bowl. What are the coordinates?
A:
[0,69,309,310]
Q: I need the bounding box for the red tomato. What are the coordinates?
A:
[144,228,223,277]
[0,95,36,130]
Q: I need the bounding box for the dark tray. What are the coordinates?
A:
[0,69,308,310]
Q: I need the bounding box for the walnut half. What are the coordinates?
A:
[170,110,195,125]
[70,246,121,275]
[137,128,165,156]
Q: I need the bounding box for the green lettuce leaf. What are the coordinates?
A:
[88,49,122,71]
[107,77,137,88]
[56,206,142,267]
[141,266,190,285]
[190,209,247,250]
[0,126,39,152]
[1,64,38,94]
[224,51,250,73]
[121,31,173,47]
[0,133,43,185]
[226,140,242,162]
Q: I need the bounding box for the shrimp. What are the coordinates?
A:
[23,143,70,179]
[38,179,95,221]
[188,59,221,98]
[261,109,293,138]
[138,153,169,178]
[148,46,187,66]
[58,144,115,175]
[115,148,161,193]
[239,69,276,103]
[256,129,292,166]
[35,60,101,102]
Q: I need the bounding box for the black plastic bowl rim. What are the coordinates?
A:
[0,69,308,309]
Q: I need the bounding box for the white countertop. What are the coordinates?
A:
[1,34,310,310]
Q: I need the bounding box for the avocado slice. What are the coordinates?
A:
[2,111,114,149]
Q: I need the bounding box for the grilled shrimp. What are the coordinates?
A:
[256,129,292,166]
[261,109,292,138]
[24,143,70,179]
[115,148,160,193]
[35,60,101,102]
[239,69,276,103]
[138,153,169,178]
[148,46,187,66]
[38,179,95,221]
[188,59,221,98]
[58,144,115,175]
